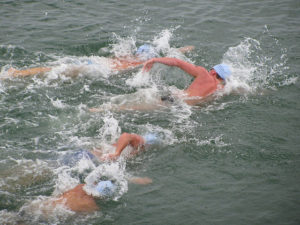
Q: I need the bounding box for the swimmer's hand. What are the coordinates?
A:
[129,177,152,185]
[100,153,119,161]
[143,58,180,72]
[143,58,157,72]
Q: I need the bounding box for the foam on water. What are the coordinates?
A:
[0,210,17,225]
[0,158,52,193]
[84,162,128,200]
[0,55,114,89]
[50,97,67,109]
[52,167,80,196]
[19,195,75,224]
[196,135,229,148]
[95,86,162,112]
[152,29,172,55]
[43,55,114,80]
[221,27,294,96]
[126,70,152,87]
[109,27,190,64]
[110,34,137,58]
[97,112,121,143]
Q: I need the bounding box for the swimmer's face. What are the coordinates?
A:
[209,69,223,80]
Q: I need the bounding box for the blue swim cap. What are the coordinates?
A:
[136,44,157,60]
[213,64,232,80]
[144,133,158,145]
[96,180,116,197]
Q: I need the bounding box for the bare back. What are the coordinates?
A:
[54,184,99,212]
[185,69,219,98]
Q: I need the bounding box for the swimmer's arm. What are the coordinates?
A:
[128,177,152,185]
[177,45,195,54]
[111,58,144,71]
[101,133,145,161]
[143,57,205,78]
[8,67,52,77]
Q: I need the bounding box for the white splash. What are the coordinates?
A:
[110,34,137,58]
[152,29,173,55]
[52,167,80,196]
[97,112,121,143]
[222,29,293,95]
[222,37,259,94]
[18,195,75,224]
[50,97,66,109]
[84,162,128,201]
[126,70,152,87]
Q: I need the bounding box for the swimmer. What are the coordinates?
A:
[89,59,232,111]
[39,177,152,213]
[6,44,194,77]
[60,132,159,165]
[143,59,232,105]
[100,132,160,161]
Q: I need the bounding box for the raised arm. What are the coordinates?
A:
[143,57,206,78]
[101,133,145,161]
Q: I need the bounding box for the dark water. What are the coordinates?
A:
[0,0,299,224]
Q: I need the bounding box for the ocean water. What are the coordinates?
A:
[0,0,299,224]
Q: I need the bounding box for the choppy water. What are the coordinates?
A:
[0,0,299,224]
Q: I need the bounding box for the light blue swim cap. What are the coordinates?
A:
[96,180,116,197]
[144,133,158,145]
[213,64,232,80]
[136,44,157,60]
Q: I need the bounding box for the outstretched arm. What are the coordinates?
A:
[111,58,144,71]
[8,67,52,77]
[143,57,206,78]
[101,133,145,161]
[129,177,152,185]
[177,45,195,54]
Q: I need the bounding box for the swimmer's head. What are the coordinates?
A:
[143,133,159,145]
[213,64,232,80]
[96,180,116,197]
[136,44,158,60]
